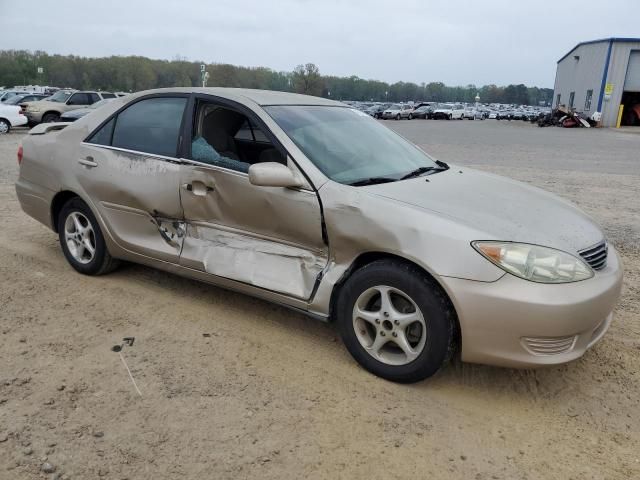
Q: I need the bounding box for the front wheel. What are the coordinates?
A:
[336,260,456,383]
[42,112,60,123]
[408,113,413,120]
[0,119,10,134]
[58,197,119,275]
[395,114,401,120]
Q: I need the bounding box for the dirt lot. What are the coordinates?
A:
[1,121,639,480]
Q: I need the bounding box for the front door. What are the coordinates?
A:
[78,95,189,263]
[178,97,328,300]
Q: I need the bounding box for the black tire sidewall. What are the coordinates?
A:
[43,113,60,123]
[0,119,10,133]
[58,198,109,275]
[336,261,453,383]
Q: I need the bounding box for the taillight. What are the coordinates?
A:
[17,145,23,165]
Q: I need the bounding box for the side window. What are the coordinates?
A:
[584,90,593,111]
[67,93,90,106]
[112,97,187,157]
[87,118,115,146]
[101,93,116,99]
[190,101,283,172]
[234,120,253,141]
[89,93,101,104]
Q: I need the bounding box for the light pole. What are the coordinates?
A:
[200,64,209,87]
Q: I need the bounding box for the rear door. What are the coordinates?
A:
[78,95,189,263]
[178,95,328,300]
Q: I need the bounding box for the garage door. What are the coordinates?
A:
[624,51,640,92]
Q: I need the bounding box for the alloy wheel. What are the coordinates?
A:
[0,120,9,134]
[64,211,96,264]
[352,285,427,366]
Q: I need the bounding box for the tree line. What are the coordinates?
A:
[0,50,552,105]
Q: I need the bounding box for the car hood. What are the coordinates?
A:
[363,166,604,254]
[25,100,60,110]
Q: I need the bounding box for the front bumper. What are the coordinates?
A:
[439,245,623,368]
[25,111,44,124]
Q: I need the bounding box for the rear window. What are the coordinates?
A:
[111,97,187,157]
[87,118,115,146]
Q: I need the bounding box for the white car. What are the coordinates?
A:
[432,104,465,120]
[0,104,27,133]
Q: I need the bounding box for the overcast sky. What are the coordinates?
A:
[1,0,638,87]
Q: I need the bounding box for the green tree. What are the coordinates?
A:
[292,63,323,96]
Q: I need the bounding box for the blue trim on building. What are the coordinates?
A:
[596,40,614,112]
[558,37,640,63]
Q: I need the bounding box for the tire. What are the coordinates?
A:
[336,259,456,383]
[395,114,400,120]
[0,119,10,134]
[42,112,60,123]
[57,197,119,275]
[447,114,452,120]
[408,113,413,120]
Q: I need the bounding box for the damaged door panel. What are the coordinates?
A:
[179,164,328,299]
[77,145,185,262]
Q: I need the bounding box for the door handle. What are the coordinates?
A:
[182,181,214,196]
[78,157,98,168]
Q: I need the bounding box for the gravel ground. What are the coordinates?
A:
[0,121,639,480]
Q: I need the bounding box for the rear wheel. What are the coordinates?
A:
[336,260,456,383]
[0,119,10,134]
[447,114,452,120]
[58,197,119,275]
[395,114,401,120]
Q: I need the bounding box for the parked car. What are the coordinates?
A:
[411,105,431,119]
[23,90,115,125]
[366,104,388,119]
[3,93,49,106]
[463,108,484,120]
[0,104,27,133]
[15,88,622,383]
[432,104,465,120]
[381,103,414,120]
[59,99,115,122]
[0,90,31,103]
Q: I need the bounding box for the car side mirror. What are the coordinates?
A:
[249,162,302,188]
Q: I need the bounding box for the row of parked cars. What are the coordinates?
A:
[0,88,129,133]
[345,100,550,123]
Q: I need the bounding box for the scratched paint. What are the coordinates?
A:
[184,225,327,299]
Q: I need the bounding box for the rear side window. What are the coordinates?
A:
[87,118,115,146]
[111,97,187,157]
[101,93,116,99]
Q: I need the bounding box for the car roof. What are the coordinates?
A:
[126,87,345,107]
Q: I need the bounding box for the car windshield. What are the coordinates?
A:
[388,104,402,110]
[265,105,439,185]
[439,105,453,110]
[47,91,72,103]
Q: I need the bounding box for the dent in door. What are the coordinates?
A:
[182,224,327,299]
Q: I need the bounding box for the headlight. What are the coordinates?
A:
[472,241,593,283]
